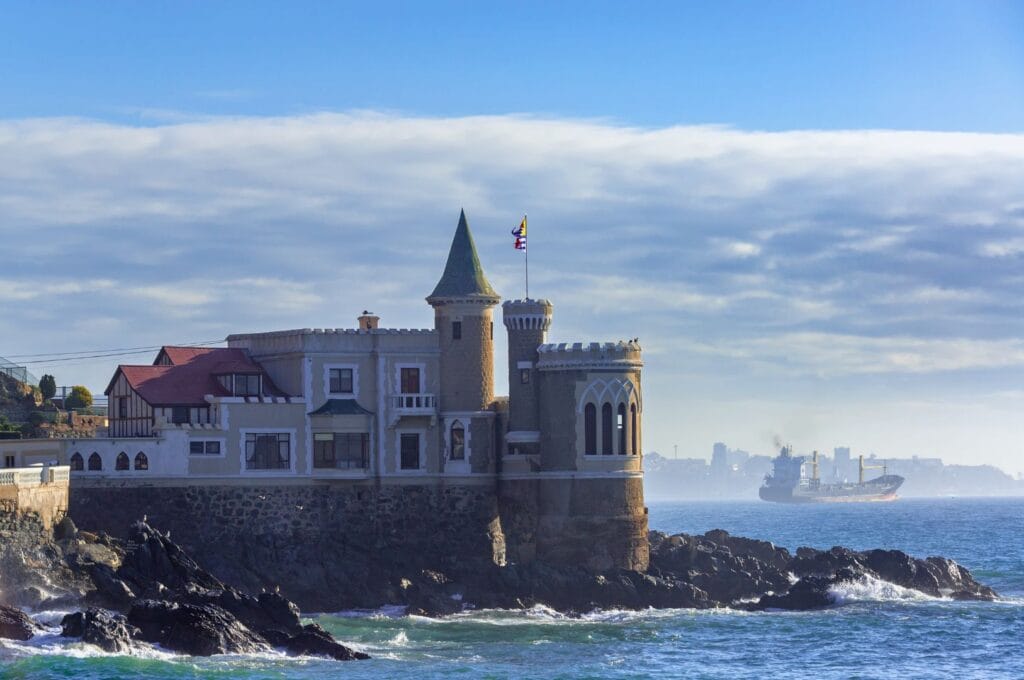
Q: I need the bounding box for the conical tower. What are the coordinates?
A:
[427,211,501,473]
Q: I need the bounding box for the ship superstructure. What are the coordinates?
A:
[759,446,904,503]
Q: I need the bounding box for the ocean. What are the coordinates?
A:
[2,497,1022,679]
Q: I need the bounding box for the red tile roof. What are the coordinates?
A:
[105,346,288,406]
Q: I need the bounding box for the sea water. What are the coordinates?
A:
[2,497,1022,679]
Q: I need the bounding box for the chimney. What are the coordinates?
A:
[358,311,380,330]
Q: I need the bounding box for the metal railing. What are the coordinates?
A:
[0,356,37,387]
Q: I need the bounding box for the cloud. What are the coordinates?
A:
[1,112,1023,464]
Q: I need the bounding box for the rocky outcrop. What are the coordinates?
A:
[60,608,139,653]
[0,604,39,641]
[55,521,369,659]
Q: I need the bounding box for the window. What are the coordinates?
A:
[314,433,369,469]
[115,452,130,471]
[171,407,189,424]
[520,369,530,384]
[70,453,83,471]
[630,403,638,455]
[88,453,102,471]
[189,441,221,455]
[329,368,354,394]
[450,421,465,460]
[490,321,494,340]
[584,403,597,455]
[134,452,149,470]
[4,455,14,468]
[400,367,421,394]
[233,374,261,396]
[244,433,290,470]
[118,397,127,419]
[400,433,420,470]
[452,321,462,340]
[602,403,613,455]
[617,403,627,455]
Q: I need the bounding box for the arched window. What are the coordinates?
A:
[617,403,627,455]
[450,421,465,460]
[70,452,83,471]
[584,403,597,455]
[134,452,149,471]
[115,452,129,471]
[88,453,102,471]
[630,403,638,455]
[602,403,613,455]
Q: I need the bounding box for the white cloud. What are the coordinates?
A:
[2,112,1024,466]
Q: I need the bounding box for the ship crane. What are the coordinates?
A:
[859,455,888,484]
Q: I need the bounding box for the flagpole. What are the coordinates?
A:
[524,214,529,299]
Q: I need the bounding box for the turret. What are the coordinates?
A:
[427,210,501,412]
[502,298,553,453]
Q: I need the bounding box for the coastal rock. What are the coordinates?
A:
[0,604,38,641]
[280,623,370,661]
[60,608,140,653]
[752,573,845,611]
[128,599,270,656]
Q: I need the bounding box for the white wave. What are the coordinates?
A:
[829,575,940,604]
[320,604,408,619]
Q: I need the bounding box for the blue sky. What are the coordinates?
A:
[2,2,1023,471]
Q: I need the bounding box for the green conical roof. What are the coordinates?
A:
[428,209,499,301]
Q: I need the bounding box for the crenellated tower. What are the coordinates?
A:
[427,210,501,474]
[501,298,554,457]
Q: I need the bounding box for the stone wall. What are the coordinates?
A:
[0,467,69,530]
[69,481,506,611]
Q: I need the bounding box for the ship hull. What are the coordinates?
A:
[759,475,904,504]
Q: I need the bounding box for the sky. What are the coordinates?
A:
[1,2,1023,473]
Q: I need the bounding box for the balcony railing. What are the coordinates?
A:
[390,393,437,413]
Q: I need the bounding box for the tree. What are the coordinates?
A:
[39,374,56,401]
[64,385,93,410]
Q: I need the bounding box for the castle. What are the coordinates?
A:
[7,211,648,573]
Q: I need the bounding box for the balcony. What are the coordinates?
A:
[389,393,437,424]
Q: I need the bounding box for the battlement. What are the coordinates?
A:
[502,298,554,331]
[537,341,643,370]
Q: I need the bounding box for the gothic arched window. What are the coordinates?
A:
[584,403,597,455]
[617,403,627,455]
[134,452,149,471]
[115,452,129,471]
[450,421,465,460]
[602,403,613,455]
[88,453,102,471]
[70,452,83,471]
[630,403,638,455]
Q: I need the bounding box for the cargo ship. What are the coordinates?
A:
[759,446,904,503]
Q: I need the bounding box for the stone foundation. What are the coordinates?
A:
[69,481,506,610]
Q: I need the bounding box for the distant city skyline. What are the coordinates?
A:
[2,3,1023,473]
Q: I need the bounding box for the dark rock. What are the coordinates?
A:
[85,562,137,610]
[0,604,38,641]
[128,599,270,656]
[54,516,78,541]
[61,608,140,653]
[753,574,840,611]
[281,623,369,660]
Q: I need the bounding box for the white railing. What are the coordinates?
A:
[0,466,70,487]
[390,393,437,411]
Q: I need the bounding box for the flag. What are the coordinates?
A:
[512,216,527,251]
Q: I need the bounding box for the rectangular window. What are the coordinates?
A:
[329,368,354,394]
[171,406,189,424]
[4,455,14,468]
[118,397,127,419]
[189,441,222,455]
[400,367,421,394]
[245,433,290,470]
[234,374,260,396]
[452,321,462,340]
[520,369,530,384]
[315,433,370,469]
[450,426,465,460]
[400,433,420,470]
